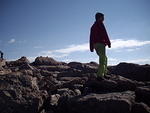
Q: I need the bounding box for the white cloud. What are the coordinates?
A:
[8,38,16,44]
[38,50,68,58]
[61,59,74,63]
[110,39,150,49]
[38,39,150,59]
[109,58,118,62]
[108,57,150,65]
[52,39,150,54]
[114,47,140,52]
[124,58,150,64]
[108,58,120,65]
[27,56,36,62]
[126,48,140,52]
[34,46,43,49]
[54,43,88,54]
[18,40,27,44]
[38,43,88,58]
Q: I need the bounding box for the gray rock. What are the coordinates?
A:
[57,88,70,95]
[74,89,81,96]
[57,91,135,113]
[7,56,30,67]
[110,75,136,91]
[109,62,150,81]
[68,62,84,70]
[68,62,97,73]
[57,88,78,97]
[0,59,6,67]
[135,86,150,106]
[58,77,81,81]
[50,94,60,106]
[131,102,150,113]
[1,57,150,113]
[37,65,70,72]
[0,72,45,113]
[19,63,34,70]
[33,56,62,66]
[85,78,118,93]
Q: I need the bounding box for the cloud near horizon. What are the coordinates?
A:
[26,56,150,65]
[124,58,150,64]
[111,39,150,49]
[8,38,16,44]
[108,57,150,65]
[39,39,150,58]
[27,38,150,64]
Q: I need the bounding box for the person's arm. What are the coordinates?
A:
[90,28,94,52]
[101,23,111,48]
[105,32,111,48]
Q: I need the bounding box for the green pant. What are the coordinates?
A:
[94,43,107,77]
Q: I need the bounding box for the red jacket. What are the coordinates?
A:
[90,21,111,51]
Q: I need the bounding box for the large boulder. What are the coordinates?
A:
[85,75,137,93]
[37,65,70,72]
[0,72,46,113]
[0,59,6,67]
[135,86,150,106]
[33,56,62,66]
[57,91,135,113]
[57,88,81,97]
[110,75,137,91]
[0,69,12,75]
[6,56,30,67]
[68,62,97,73]
[85,78,118,93]
[85,61,99,67]
[68,62,84,69]
[131,102,150,113]
[19,63,34,70]
[109,63,150,81]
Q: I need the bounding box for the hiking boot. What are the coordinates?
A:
[104,75,111,79]
[97,76,105,81]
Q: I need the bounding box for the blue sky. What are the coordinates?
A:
[0,0,150,65]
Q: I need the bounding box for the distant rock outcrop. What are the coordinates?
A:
[109,62,150,81]
[0,59,11,75]
[6,56,30,67]
[32,56,64,66]
[0,58,6,67]
[0,56,149,113]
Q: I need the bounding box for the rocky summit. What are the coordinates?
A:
[0,56,150,113]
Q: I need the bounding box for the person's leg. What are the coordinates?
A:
[1,53,3,59]
[94,43,106,77]
[98,54,105,77]
[104,56,107,75]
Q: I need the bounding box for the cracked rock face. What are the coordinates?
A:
[61,91,134,113]
[0,56,150,113]
[109,62,150,81]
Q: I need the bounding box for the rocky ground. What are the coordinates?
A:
[0,56,150,113]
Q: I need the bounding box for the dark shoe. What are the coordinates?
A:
[104,75,111,79]
[97,76,105,81]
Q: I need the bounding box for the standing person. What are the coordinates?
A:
[90,12,111,80]
[0,51,4,59]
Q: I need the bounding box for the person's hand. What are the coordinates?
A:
[108,44,111,48]
[90,46,94,52]
[90,49,94,52]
